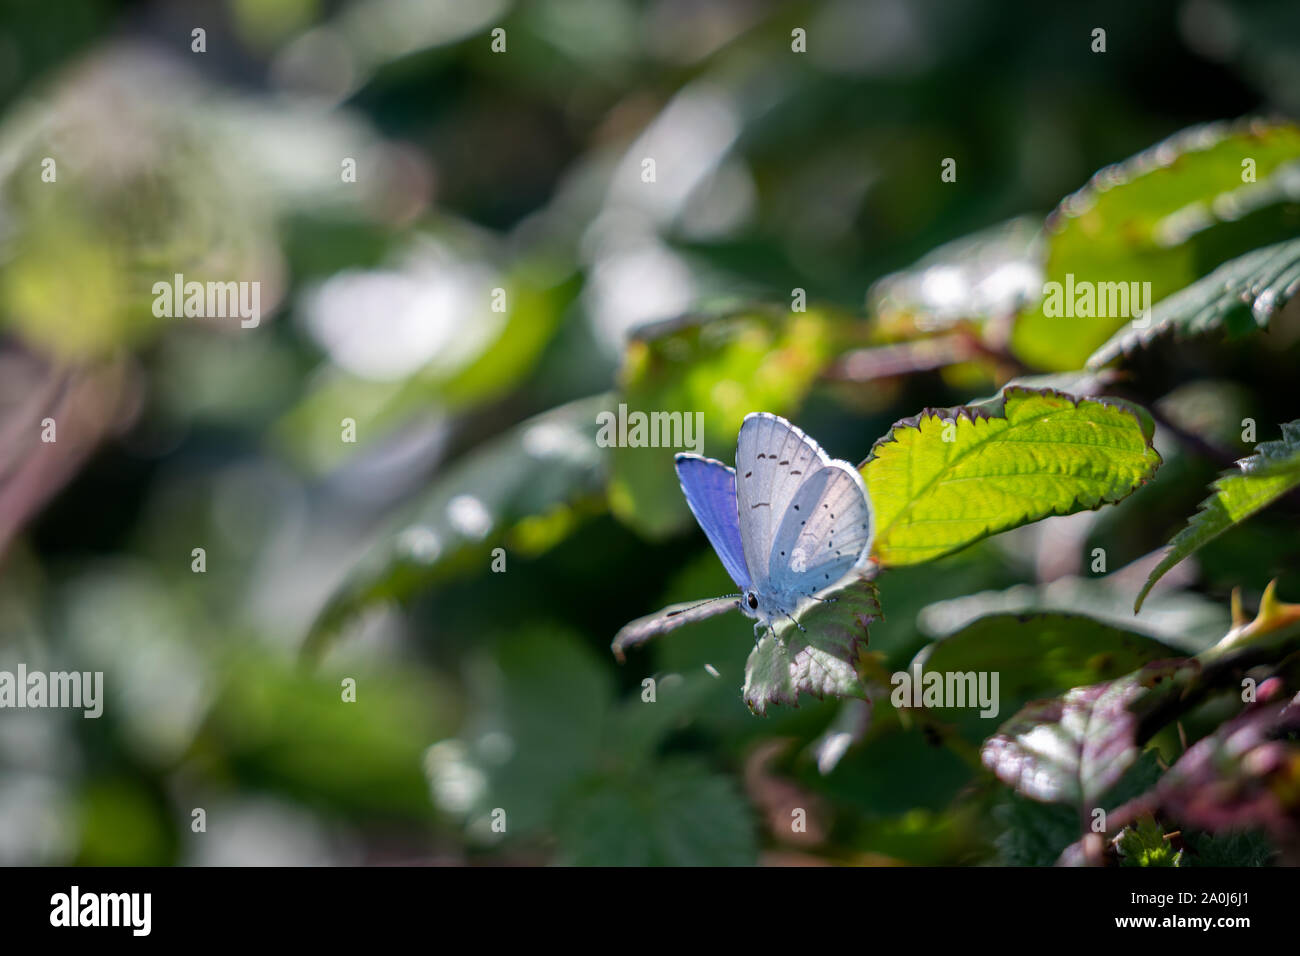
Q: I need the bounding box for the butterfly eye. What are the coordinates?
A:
[747,593,759,610]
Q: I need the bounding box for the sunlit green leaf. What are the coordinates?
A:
[1012,119,1300,371]
[863,387,1161,567]
[1116,814,1183,866]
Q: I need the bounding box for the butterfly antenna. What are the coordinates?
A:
[666,594,742,618]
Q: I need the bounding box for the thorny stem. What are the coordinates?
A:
[824,325,1034,383]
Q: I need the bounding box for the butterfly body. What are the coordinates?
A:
[612,412,873,660]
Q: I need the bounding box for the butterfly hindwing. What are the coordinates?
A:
[735,413,828,590]
[675,454,750,590]
[767,461,873,599]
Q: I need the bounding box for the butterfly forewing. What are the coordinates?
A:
[735,414,828,589]
[767,462,873,599]
[611,595,740,662]
[674,454,750,590]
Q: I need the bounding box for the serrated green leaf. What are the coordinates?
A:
[742,576,879,716]
[1181,829,1277,867]
[863,387,1161,567]
[993,793,1082,866]
[1012,119,1300,371]
[1136,420,1300,611]
[611,306,841,538]
[553,759,756,866]
[1089,237,1300,367]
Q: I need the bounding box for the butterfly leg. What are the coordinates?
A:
[806,594,838,604]
[783,611,806,633]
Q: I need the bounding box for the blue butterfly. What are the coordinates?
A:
[613,412,874,661]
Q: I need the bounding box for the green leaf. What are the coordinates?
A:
[863,387,1161,567]
[427,633,757,864]
[604,672,721,765]
[304,394,610,657]
[868,215,1043,331]
[1089,237,1300,367]
[553,759,756,866]
[426,630,612,837]
[916,577,1230,655]
[1136,420,1300,611]
[993,794,1081,866]
[742,576,879,716]
[1115,814,1183,867]
[610,305,841,538]
[980,659,1198,808]
[75,778,177,866]
[1011,119,1300,371]
[1181,829,1278,867]
[912,612,1182,703]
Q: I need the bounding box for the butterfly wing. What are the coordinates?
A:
[767,461,874,600]
[735,413,830,590]
[675,454,750,590]
[611,596,739,662]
